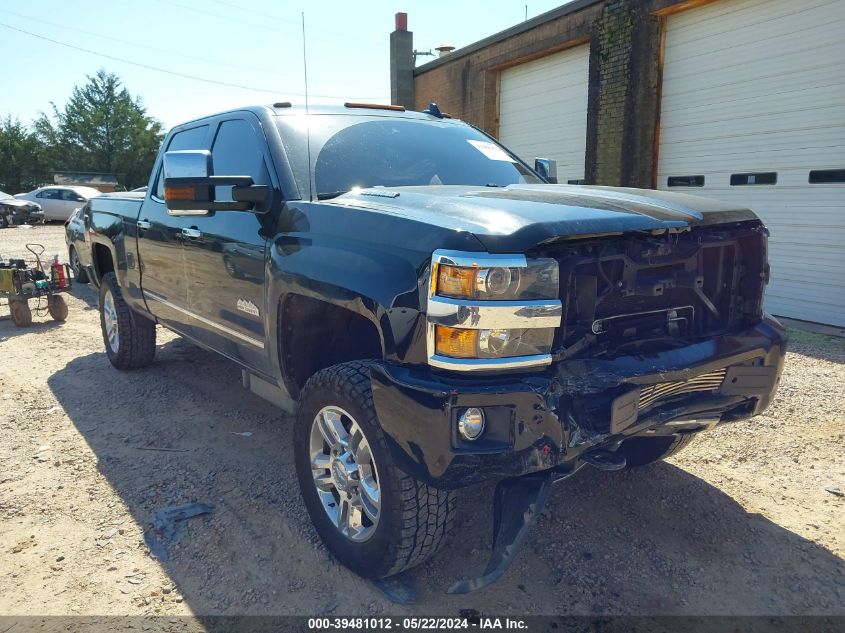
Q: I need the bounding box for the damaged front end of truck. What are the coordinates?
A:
[370,215,786,593]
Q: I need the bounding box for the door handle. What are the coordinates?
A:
[137,220,152,230]
[181,227,202,240]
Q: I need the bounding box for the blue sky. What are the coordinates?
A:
[0,0,570,130]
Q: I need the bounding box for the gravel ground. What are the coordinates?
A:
[1,225,843,617]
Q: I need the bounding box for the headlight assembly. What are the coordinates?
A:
[427,250,562,371]
[435,325,556,359]
[435,258,558,301]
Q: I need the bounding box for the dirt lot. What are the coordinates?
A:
[1,225,843,618]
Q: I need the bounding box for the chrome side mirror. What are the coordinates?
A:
[164,149,213,181]
[163,150,269,214]
[534,158,558,184]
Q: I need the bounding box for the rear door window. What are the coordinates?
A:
[60,189,85,201]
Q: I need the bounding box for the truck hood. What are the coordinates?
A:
[326,184,759,252]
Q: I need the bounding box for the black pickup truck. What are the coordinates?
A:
[85,103,786,592]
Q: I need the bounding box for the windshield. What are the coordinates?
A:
[276,115,541,199]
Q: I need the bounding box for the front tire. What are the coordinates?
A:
[99,272,156,369]
[294,361,456,579]
[618,434,696,468]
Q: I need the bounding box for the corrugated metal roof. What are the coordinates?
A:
[52,172,120,186]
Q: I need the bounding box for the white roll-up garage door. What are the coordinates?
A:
[498,45,590,184]
[657,0,845,327]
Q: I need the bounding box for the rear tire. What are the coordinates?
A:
[69,248,89,283]
[619,434,696,468]
[294,360,456,579]
[99,272,156,370]
[48,295,68,321]
[10,299,32,327]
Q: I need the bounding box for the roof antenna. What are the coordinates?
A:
[302,11,313,201]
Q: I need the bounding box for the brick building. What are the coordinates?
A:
[390,0,845,328]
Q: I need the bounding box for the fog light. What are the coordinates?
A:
[458,407,485,441]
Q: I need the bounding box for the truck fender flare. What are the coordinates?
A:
[274,291,393,394]
[90,237,120,286]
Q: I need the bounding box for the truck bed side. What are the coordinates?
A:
[87,192,147,313]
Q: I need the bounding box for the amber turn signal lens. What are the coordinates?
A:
[435,325,478,358]
[437,265,477,298]
[164,186,195,201]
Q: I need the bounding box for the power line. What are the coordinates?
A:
[151,0,285,34]
[207,0,301,25]
[205,0,351,36]
[0,22,387,101]
[0,8,262,71]
[156,0,382,53]
[0,22,281,94]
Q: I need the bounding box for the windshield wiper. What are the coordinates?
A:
[317,190,349,200]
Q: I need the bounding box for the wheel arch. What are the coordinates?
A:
[92,241,116,286]
[278,293,385,396]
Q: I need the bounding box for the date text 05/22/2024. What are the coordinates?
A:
[308,617,528,630]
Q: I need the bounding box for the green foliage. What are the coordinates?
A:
[17,69,164,191]
[0,115,48,193]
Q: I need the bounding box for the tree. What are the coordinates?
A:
[35,70,163,189]
[0,116,48,193]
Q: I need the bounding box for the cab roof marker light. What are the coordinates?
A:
[344,102,406,112]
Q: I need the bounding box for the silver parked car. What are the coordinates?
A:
[15,186,102,222]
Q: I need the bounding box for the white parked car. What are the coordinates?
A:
[15,186,102,222]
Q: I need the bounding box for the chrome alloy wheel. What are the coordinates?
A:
[102,290,120,353]
[309,406,381,542]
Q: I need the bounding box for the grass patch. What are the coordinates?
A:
[785,326,845,350]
